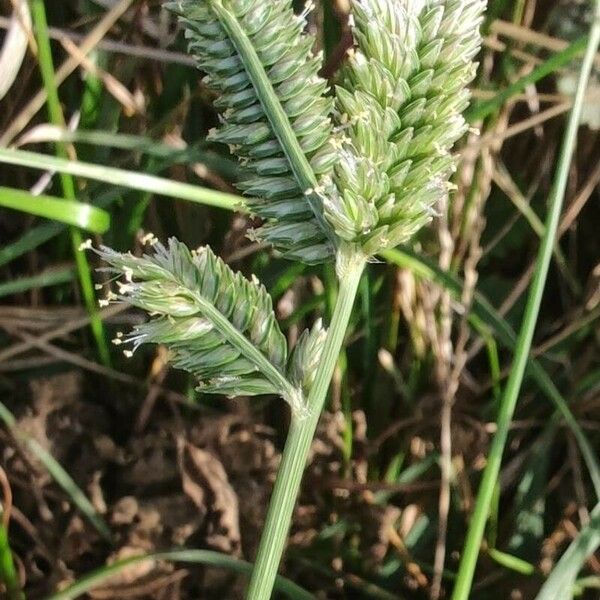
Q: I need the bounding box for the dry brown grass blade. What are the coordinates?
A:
[0,0,136,146]
[0,304,127,363]
[0,0,32,101]
[491,19,600,67]
[1,324,190,405]
[0,15,194,66]
[59,37,144,116]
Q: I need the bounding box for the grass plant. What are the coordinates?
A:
[1,0,599,599]
[96,1,486,597]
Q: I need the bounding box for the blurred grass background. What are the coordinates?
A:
[0,0,599,598]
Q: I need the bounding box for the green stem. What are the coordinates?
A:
[0,518,23,600]
[30,0,110,367]
[247,249,366,600]
[451,4,600,599]
[47,549,314,600]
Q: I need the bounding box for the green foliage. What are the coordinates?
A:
[0,520,23,600]
[323,0,485,255]
[0,186,110,233]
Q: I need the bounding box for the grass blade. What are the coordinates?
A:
[0,266,75,298]
[30,0,109,366]
[487,548,535,576]
[0,150,225,271]
[451,3,600,597]
[0,223,63,268]
[467,35,588,122]
[17,126,240,181]
[0,520,23,600]
[0,147,241,211]
[0,186,110,233]
[535,503,600,600]
[45,549,315,600]
[188,0,335,248]
[0,401,112,542]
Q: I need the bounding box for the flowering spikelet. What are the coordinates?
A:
[323,0,486,256]
[95,238,327,405]
[286,319,327,394]
[94,1,487,403]
[169,0,338,264]
[97,238,290,397]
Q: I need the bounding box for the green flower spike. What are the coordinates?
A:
[322,0,486,257]
[97,238,326,413]
[169,0,339,264]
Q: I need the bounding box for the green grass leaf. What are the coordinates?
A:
[0,222,63,269]
[467,35,589,122]
[30,0,110,367]
[0,147,240,211]
[0,186,110,233]
[45,549,315,600]
[535,503,600,600]
[487,548,535,576]
[0,266,75,298]
[0,519,23,600]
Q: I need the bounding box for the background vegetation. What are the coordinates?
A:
[0,0,599,598]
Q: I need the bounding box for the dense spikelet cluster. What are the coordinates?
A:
[170,0,338,264]
[322,0,486,256]
[95,0,486,404]
[96,239,327,404]
[98,239,289,396]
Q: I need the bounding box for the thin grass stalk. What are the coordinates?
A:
[0,266,75,298]
[0,401,112,542]
[46,549,314,600]
[451,3,600,598]
[30,0,110,366]
[247,251,366,599]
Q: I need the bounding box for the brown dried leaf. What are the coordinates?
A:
[178,441,241,555]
